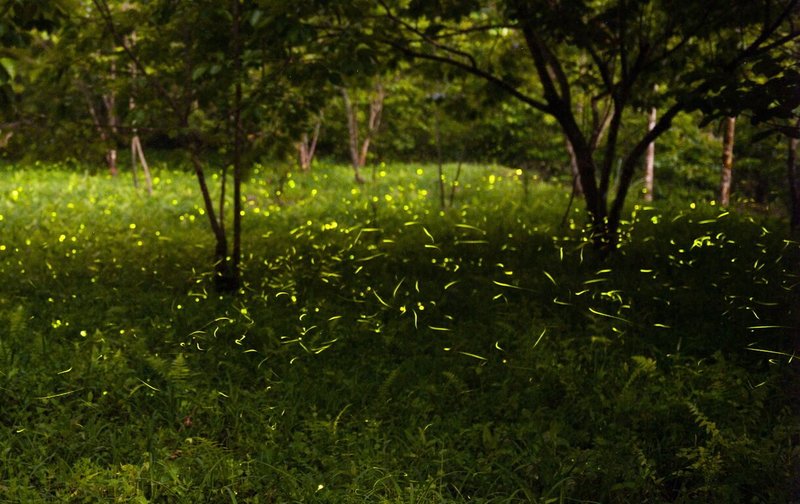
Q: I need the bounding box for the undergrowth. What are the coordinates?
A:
[0,161,797,502]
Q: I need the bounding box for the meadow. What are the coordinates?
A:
[0,161,797,503]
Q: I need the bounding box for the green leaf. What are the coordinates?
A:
[0,57,17,81]
[191,65,207,81]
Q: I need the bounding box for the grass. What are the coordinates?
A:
[0,159,798,502]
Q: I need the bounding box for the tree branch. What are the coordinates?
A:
[379,38,551,113]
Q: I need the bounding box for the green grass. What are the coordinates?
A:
[0,160,797,502]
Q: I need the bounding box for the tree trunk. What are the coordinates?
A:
[564,136,583,196]
[106,148,118,176]
[225,0,243,293]
[188,142,229,285]
[297,115,321,171]
[358,83,385,167]
[341,88,365,183]
[342,84,385,183]
[720,116,736,206]
[103,61,119,176]
[128,32,153,195]
[644,106,657,202]
[434,103,446,209]
[789,131,799,232]
[131,135,153,195]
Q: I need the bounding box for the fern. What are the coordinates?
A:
[167,353,191,384]
[686,401,721,441]
[441,370,468,395]
[378,367,401,400]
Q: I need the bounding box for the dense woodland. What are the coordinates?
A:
[1,1,800,502]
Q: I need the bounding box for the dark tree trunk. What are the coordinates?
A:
[564,137,583,196]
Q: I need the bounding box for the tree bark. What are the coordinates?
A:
[644,106,657,202]
[342,83,385,183]
[564,136,583,196]
[358,83,385,167]
[297,114,321,171]
[341,87,365,183]
[720,116,736,206]
[131,135,153,195]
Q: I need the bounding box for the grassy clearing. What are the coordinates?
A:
[0,161,798,502]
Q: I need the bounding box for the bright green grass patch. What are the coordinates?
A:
[0,161,797,502]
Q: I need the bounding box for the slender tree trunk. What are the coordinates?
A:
[341,88,365,183]
[106,148,118,176]
[128,32,153,195]
[644,106,657,201]
[720,116,736,206]
[225,0,244,292]
[608,103,683,244]
[187,140,229,283]
[358,83,385,167]
[342,84,385,183]
[789,131,799,232]
[103,61,119,176]
[297,115,321,171]
[298,133,310,171]
[131,135,153,194]
[434,103,446,209]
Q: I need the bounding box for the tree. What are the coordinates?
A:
[91,0,326,291]
[341,80,386,183]
[297,110,322,172]
[719,116,737,206]
[0,0,71,145]
[643,106,657,202]
[367,0,800,248]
